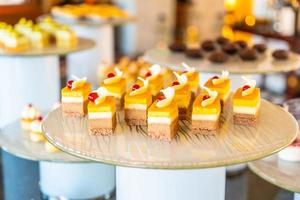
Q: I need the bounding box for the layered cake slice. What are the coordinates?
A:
[192,87,221,134]
[144,64,164,96]
[171,72,192,120]
[124,77,152,125]
[102,67,126,110]
[61,76,91,117]
[233,76,260,126]
[204,71,231,109]
[148,87,178,141]
[88,87,117,135]
[182,63,200,96]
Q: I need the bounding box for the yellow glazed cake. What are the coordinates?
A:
[55,25,77,48]
[148,87,178,141]
[182,63,200,95]
[61,76,91,117]
[233,76,260,126]
[192,87,221,134]
[87,87,117,135]
[144,64,164,96]
[124,77,152,125]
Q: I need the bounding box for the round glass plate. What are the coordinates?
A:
[0,38,95,57]
[0,120,86,163]
[42,100,298,169]
[143,48,300,74]
[248,155,300,193]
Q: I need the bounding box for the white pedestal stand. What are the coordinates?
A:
[295,193,300,200]
[40,162,115,199]
[116,167,225,200]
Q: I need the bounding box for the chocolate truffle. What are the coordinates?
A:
[185,48,203,58]
[234,40,248,49]
[216,36,229,46]
[169,42,186,52]
[239,48,257,61]
[252,43,267,53]
[201,40,216,51]
[222,43,239,55]
[208,51,228,63]
[272,49,289,60]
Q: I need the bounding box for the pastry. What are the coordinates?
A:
[272,49,289,60]
[171,72,192,120]
[208,51,228,63]
[124,77,152,125]
[201,40,216,51]
[182,63,200,95]
[30,116,45,142]
[87,87,117,135]
[239,48,257,61]
[102,67,126,110]
[204,71,231,109]
[55,26,77,48]
[233,76,260,126]
[216,36,229,46]
[252,43,267,53]
[169,42,186,52]
[185,48,203,58]
[222,43,238,55]
[148,87,178,141]
[21,104,40,131]
[234,40,247,49]
[192,87,221,134]
[278,139,300,162]
[61,76,91,117]
[144,64,164,96]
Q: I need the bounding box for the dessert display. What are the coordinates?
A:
[192,87,221,134]
[102,67,126,110]
[252,43,267,53]
[208,51,228,63]
[144,64,164,96]
[171,72,192,119]
[233,76,261,126]
[61,76,91,117]
[272,49,289,60]
[21,104,41,131]
[147,87,178,141]
[278,138,300,162]
[87,87,117,135]
[182,63,200,95]
[30,116,45,142]
[124,77,152,125]
[204,71,231,108]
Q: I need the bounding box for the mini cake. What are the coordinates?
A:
[201,40,216,51]
[87,87,117,135]
[234,40,247,49]
[55,26,77,48]
[272,49,289,60]
[233,76,261,126]
[182,63,200,95]
[102,67,126,110]
[252,43,267,53]
[216,36,229,46]
[21,104,40,131]
[222,43,239,55]
[204,71,231,108]
[185,48,202,58]
[61,76,91,117]
[171,72,192,120]
[239,48,257,61]
[30,116,45,142]
[192,87,221,134]
[144,64,164,96]
[208,51,228,63]
[148,87,178,141]
[169,42,185,52]
[278,139,300,162]
[124,77,152,125]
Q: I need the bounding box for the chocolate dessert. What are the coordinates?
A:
[201,40,216,51]
[239,48,257,61]
[208,51,228,63]
[272,49,289,60]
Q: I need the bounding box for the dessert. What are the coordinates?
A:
[204,71,231,108]
[61,76,91,117]
[233,76,261,126]
[222,43,239,55]
[144,64,164,96]
[252,43,267,53]
[239,48,257,61]
[234,40,247,49]
[124,77,152,125]
[272,49,289,60]
[21,104,40,131]
[208,51,228,63]
[201,40,216,51]
[169,42,185,52]
[30,116,46,142]
[182,63,200,95]
[87,87,117,135]
[55,25,77,48]
[148,87,178,141]
[216,36,229,46]
[185,48,202,58]
[278,138,300,162]
[102,67,126,110]
[192,87,221,134]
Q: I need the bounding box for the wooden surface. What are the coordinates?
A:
[249,154,300,193]
[42,100,298,169]
[143,48,300,74]
[0,38,95,57]
[0,120,85,163]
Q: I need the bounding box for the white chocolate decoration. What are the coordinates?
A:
[71,75,87,90]
[130,77,149,96]
[201,87,218,107]
[241,76,256,96]
[94,87,109,105]
[147,64,161,80]
[212,71,229,85]
[182,62,195,76]
[156,87,175,108]
[172,71,188,90]
[104,67,123,84]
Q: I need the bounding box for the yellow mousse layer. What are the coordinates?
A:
[124,91,152,107]
[174,85,192,108]
[186,72,199,92]
[61,83,91,98]
[204,78,230,100]
[102,78,126,96]
[88,96,116,113]
[148,100,178,118]
[192,95,221,115]
[149,75,164,95]
[233,88,260,107]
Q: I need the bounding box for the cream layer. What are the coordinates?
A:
[61,96,84,103]
[192,114,219,121]
[233,101,260,115]
[88,112,113,119]
[125,104,147,110]
[148,116,177,124]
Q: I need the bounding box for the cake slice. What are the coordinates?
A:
[88,87,117,135]
[148,87,178,141]
[233,76,260,126]
[182,63,200,96]
[55,25,77,48]
[61,76,91,117]
[125,77,152,125]
[192,87,221,134]
[144,64,164,96]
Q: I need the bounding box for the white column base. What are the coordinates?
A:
[116,166,225,200]
[295,193,300,200]
[39,162,115,199]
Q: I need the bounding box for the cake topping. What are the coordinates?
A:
[172,72,188,90]
[88,92,99,102]
[67,75,87,90]
[201,87,218,107]
[156,87,175,108]
[145,64,161,80]
[130,77,149,96]
[212,71,229,85]
[241,76,256,96]
[67,80,74,89]
[21,104,40,120]
[157,95,166,101]
[104,68,123,84]
[182,62,196,76]
[89,87,109,105]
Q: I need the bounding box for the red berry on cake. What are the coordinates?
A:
[107,72,115,78]
[132,84,140,91]
[67,80,74,89]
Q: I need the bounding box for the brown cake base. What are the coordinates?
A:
[62,100,88,117]
[125,109,147,126]
[192,119,219,135]
[179,107,191,120]
[148,119,178,141]
[116,96,124,111]
[233,113,258,126]
[89,114,117,136]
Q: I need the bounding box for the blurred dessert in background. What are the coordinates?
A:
[21,104,40,131]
